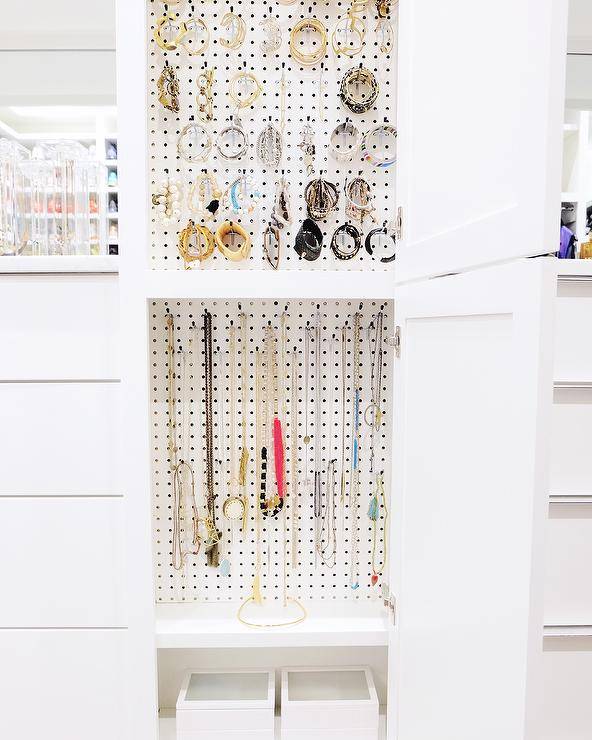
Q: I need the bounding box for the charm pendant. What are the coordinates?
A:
[257,122,283,168]
[260,15,282,54]
[371,573,379,586]
[298,124,316,176]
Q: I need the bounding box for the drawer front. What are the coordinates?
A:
[0,629,125,740]
[281,730,378,740]
[550,388,592,495]
[542,637,592,740]
[554,281,592,382]
[0,497,125,627]
[0,381,121,495]
[545,504,592,626]
[281,704,379,731]
[177,708,274,732]
[0,274,119,381]
[178,732,274,740]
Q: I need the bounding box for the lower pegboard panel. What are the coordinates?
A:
[151,298,393,603]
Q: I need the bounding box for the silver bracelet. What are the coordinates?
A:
[215,115,249,161]
[177,121,213,163]
[329,119,362,162]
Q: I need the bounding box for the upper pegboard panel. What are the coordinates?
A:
[147,0,398,270]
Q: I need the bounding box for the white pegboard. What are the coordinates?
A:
[151,299,393,603]
[148,0,398,270]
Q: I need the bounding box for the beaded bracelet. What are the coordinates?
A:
[330,222,362,260]
[340,66,379,114]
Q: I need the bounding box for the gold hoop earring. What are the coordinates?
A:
[228,70,262,109]
[219,11,246,49]
[178,16,210,56]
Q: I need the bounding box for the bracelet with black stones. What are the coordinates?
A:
[330,222,362,260]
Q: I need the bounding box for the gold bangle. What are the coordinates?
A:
[215,221,251,261]
[219,11,246,49]
[228,70,262,109]
[178,220,215,269]
[289,18,327,66]
[237,596,307,628]
[331,10,366,57]
[178,16,210,56]
[154,12,183,51]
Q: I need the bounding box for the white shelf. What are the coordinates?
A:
[544,625,592,638]
[144,269,395,301]
[564,122,579,135]
[156,603,389,649]
[0,255,118,274]
[159,710,387,739]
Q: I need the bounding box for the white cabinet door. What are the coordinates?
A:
[387,260,555,740]
[395,0,568,281]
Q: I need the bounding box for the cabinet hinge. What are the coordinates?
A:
[382,586,397,624]
[394,206,403,242]
[387,326,401,358]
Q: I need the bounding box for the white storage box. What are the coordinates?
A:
[176,669,275,740]
[281,666,379,740]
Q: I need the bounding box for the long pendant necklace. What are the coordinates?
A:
[238,311,249,523]
[318,335,337,568]
[203,308,221,567]
[365,311,384,474]
[339,323,349,523]
[260,325,284,518]
[349,311,362,589]
[290,349,299,569]
[368,473,389,586]
[220,325,244,574]
[318,459,337,568]
[313,310,323,567]
[167,313,200,571]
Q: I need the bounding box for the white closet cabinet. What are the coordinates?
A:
[116,0,567,739]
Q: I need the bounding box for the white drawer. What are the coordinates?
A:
[176,670,275,737]
[0,381,121,494]
[545,504,592,626]
[0,629,125,740]
[282,731,378,740]
[0,497,125,627]
[281,667,379,733]
[550,387,592,495]
[542,636,592,740]
[554,280,592,383]
[0,274,119,380]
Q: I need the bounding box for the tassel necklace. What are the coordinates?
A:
[349,311,362,589]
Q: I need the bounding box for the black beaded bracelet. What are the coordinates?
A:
[330,222,362,260]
